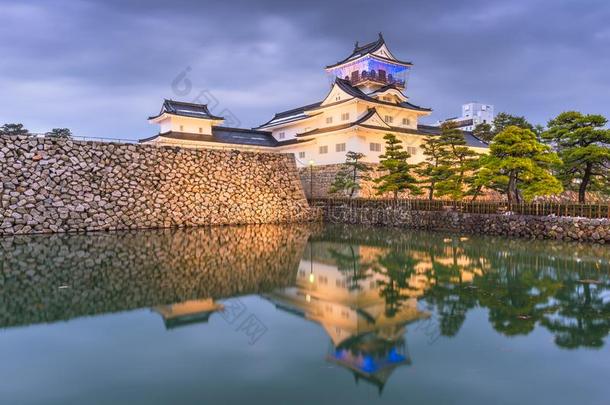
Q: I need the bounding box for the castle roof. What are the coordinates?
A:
[256,103,322,129]
[417,124,489,148]
[258,78,431,130]
[139,126,312,148]
[293,107,488,148]
[296,107,383,137]
[333,78,430,112]
[148,99,224,121]
[326,33,413,69]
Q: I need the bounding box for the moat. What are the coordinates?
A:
[1,224,609,404]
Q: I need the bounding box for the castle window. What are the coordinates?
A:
[198,127,203,133]
[378,69,386,81]
[179,125,184,131]
[335,95,341,101]
[336,143,346,152]
[370,142,381,152]
[384,115,393,124]
[407,146,418,155]
[319,145,328,154]
[326,116,333,124]
[350,70,359,82]
[341,112,350,121]
[402,118,410,126]
[278,132,285,139]
[298,151,306,159]
[383,96,392,102]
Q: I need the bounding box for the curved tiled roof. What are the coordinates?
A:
[326,33,413,69]
[369,83,405,95]
[416,125,489,148]
[334,78,431,112]
[256,102,322,129]
[291,109,489,149]
[296,108,382,137]
[148,99,224,121]
[257,77,430,130]
[140,126,315,148]
[140,126,276,147]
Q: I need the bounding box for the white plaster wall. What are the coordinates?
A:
[162,116,216,135]
[282,127,492,168]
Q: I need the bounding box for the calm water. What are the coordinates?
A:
[1,224,609,404]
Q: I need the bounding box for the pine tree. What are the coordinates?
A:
[435,123,481,201]
[416,135,445,200]
[475,125,563,203]
[543,111,610,203]
[473,123,494,143]
[45,128,73,139]
[472,113,538,143]
[329,151,371,198]
[374,134,421,199]
[493,112,536,134]
[0,123,29,136]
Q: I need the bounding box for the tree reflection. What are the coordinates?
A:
[542,278,610,349]
[328,244,371,291]
[372,249,420,317]
[310,225,610,349]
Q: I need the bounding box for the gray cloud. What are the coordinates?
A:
[1,0,609,139]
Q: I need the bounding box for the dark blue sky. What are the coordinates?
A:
[1,0,609,139]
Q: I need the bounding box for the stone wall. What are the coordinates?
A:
[300,163,606,202]
[315,200,610,243]
[299,163,386,199]
[0,135,315,235]
[299,164,343,199]
[0,223,313,328]
[299,163,445,199]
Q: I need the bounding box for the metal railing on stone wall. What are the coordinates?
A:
[308,198,610,219]
[24,133,274,153]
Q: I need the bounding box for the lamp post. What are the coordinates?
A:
[308,160,315,199]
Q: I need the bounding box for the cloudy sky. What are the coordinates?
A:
[1,0,609,139]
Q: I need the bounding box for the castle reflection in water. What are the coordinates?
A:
[1,224,609,393]
[263,239,431,393]
[142,225,610,393]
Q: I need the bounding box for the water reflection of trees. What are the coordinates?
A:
[311,225,610,349]
[327,245,371,291]
[372,250,420,318]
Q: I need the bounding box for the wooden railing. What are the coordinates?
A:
[308,198,610,219]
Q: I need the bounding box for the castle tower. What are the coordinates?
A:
[325,33,412,94]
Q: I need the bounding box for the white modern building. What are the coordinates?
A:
[440,102,495,131]
[141,34,489,167]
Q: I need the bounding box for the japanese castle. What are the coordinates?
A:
[141,34,488,167]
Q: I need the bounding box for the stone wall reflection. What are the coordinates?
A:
[0,224,313,328]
